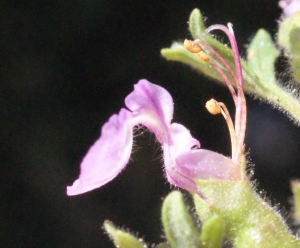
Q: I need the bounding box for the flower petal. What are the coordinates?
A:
[162,123,201,193]
[67,108,133,196]
[165,166,199,193]
[168,123,200,155]
[125,79,173,142]
[175,149,240,181]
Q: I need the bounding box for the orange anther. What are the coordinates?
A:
[205,99,221,115]
[184,39,201,53]
[184,39,209,62]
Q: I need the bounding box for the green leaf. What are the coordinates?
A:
[200,215,224,248]
[189,8,206,39]
[247,29,280,85]
[103,220,146,248]
[162,191,202,248]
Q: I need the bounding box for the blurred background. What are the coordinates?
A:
[1,0,300,247]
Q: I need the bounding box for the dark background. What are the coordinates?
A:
[1,0,300,247]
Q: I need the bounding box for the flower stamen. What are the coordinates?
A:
[184,39,237,105]
[184,23,247,174]
[206,98,237,159]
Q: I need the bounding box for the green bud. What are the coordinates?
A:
[162,191,202,248]
[103,220,146,248]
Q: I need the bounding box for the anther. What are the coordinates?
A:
[184,39,201,53]
[205,98,221,115]
[184,39,210,62]
[205,98,237,159]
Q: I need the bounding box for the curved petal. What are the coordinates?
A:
[162,123,200,192]
[175,149,240,181]
[125,79,174,142]
[168,123,200,154]
[67,108,133,195]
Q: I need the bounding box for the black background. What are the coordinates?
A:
[2,0,300,247]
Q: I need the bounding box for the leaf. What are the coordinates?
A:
[103,220,146,248]
[189,8,206,39]
[247,29,279,85]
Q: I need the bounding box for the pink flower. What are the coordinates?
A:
[279,0,300,17]
[67,79,240,196]
[67,22,248,197]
